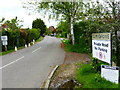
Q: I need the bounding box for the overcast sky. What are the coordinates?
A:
[0,0,58,28]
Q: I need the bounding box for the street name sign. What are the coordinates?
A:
[1,36,8,45]
[2,40,8,45]
[92,33,111,64]
[1,36,8,41]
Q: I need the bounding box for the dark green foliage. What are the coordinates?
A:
[74,21,86,44]
[90,58,109,72]
[56,21,69,38]
[28,28,40,43]
[32,18,46,35]
[57,21,69,33]
[74,21,92,53]
[63,39,90,54]
[19,38,26,47]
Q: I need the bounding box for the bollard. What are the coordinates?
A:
[25,44,27,48]
[15,46,17,51]
[28,43,31,47]
[33,39,35,44]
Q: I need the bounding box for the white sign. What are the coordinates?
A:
[2,40,8,45]
[1,36,8,41]
[101,65,119,84]
[92,33,111,64]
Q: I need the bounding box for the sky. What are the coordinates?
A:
[0,0,58,28]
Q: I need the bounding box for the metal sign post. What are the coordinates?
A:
[1,36,8,51]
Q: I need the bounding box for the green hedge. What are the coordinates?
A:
[73,21,91,53]
[27,28,40,43]
[1,28,40,51]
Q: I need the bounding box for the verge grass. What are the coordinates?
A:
[35,36,44,43]
[62,39,90,54]
[0,46,24,56]
[0,36,44,56]
[76,64,119,88]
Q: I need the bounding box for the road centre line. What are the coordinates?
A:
[0,56,24,70]
[32,47,41,53]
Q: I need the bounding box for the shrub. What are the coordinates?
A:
[28,28,40,42]
[90,58,109,72]
[64,43,90,54]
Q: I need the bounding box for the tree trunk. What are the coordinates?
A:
[115,30,120,66]
[70,17,75,45]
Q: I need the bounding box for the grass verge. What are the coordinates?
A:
[76,63,120,88]
[0,46,25,56]
[61,39,90,54]
[0,36,44,56]
[35,36,44,43]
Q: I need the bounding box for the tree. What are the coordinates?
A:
[82,0,120,66]
[24,1,84,45]
[0,18,5,24]
[32,18,46,36]
[56,21,69,38]
[57,21,69,33]
[102,0,120,66]
[4,17,23,48]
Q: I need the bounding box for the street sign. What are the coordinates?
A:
[1,36,8,41]
[101,65,119,84]
[2,40,8,45]
[92,33,111,64]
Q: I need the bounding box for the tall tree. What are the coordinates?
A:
[83,0,120,66]
[32,18,46,36]
[103,0,120,66]
[24,0,84,44]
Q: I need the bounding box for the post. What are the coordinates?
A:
[15,46,17,51]
[4,45,7,51]
[110,33,112,66]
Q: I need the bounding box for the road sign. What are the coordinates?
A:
[1,36,8,41]
[92,33,111,64]
[2,40,8,45]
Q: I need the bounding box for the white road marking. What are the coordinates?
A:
[32,47,41,53]
[0,56,24,70]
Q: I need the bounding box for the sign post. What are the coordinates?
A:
[92,33,120,84]
[1,36,8,51]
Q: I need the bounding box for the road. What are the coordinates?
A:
[1,36,65,88]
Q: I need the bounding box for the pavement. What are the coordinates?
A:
[0,36,65,88]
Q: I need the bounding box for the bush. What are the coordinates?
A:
[64,43,90,54]
[90,58,109,72]
[74,21,91,53]
[28,28,40,42]
[19,38,26,47]
[74,21,86,44]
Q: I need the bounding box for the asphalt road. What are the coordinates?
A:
[1,36,65,88]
